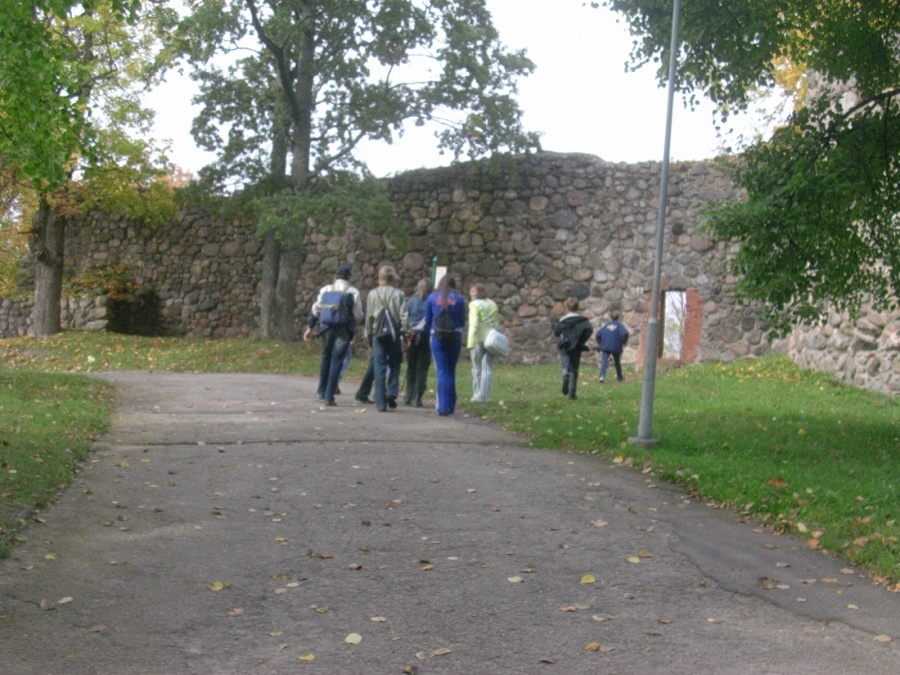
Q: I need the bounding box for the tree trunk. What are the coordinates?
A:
[258,232,281,339]
[31,196,65,338]
[271,239,303,341]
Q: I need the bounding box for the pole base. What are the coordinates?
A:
[628,436,659,448]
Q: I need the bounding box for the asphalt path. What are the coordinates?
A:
[0,372,898,674]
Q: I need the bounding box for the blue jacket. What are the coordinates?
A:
[596,320,629,354]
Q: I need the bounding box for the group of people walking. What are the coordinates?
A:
[305,264,631,413]
[305,264,499,416]
[552,296,630,400]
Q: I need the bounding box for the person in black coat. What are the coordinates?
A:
[552,297,594,400]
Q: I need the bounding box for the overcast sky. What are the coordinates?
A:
[148,1,758,178]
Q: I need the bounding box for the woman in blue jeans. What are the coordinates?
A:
[424,275,466,416]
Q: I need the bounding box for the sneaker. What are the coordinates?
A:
[598,377,605,383]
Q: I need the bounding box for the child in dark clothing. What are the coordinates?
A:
[553,297,594,400]
[596,310,630,382]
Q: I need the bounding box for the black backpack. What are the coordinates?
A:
[433,305,458,343]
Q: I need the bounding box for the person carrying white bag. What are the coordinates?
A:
[467,282,506,403]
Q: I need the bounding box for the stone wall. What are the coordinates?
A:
[0,296,109,337]
[786,302,900,395]
[3,152,774,366]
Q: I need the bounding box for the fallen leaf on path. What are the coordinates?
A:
[581,574,596,584]
[44,553,58,561]
[298,653,315,661]
[227,608,245,617]
[370,616,387,622]
[57,597,73,605]
[207,581,231,591]
[873,635,892,643]
[508,576,524,583]
[626,556,641,564]
[591,519,608,528]
[345,633,362,645]
[561,604,590,612]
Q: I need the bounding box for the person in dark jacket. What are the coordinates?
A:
[553,297,594,400]
[596,310,630,383]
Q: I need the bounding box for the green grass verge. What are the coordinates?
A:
[0,331,897,587]
[0,371,112,555]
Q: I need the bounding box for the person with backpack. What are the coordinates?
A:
[596,309,630,383]
[552,296,594,400]
[403,277,434,407]
[467,282,501,403]
[303,264,363,406]
[424,274,466,416]
[364,265,408,412]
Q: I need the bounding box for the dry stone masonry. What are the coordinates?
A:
[3,151,897,394]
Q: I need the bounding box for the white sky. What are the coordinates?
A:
[148,1,758,178]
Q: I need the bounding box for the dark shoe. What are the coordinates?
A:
[377,406,388,412]
[325,400,337,407]
[335,386,341,395]
[403,398,413,406]
[316,393,325,400]
[386,396,397,409]
[355,395,374,404]
[562,374,570,395]
[415,399,423,408]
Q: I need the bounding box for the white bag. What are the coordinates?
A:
[484,327,509,357]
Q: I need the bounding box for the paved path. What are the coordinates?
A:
[1,372,898,674]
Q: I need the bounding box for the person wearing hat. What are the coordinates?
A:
[303,264,363,406]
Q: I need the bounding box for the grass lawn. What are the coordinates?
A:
[1,331,897,587]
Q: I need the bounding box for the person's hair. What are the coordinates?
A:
[471,282,486,299]
[438,274,456,305]
[378,265,398,285]
[610,310,620,321]
[565,296,579,312]
[415,277,433,299]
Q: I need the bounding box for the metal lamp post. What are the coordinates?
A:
[629,0,682,448]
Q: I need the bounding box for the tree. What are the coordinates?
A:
[602,0,900,335]
[1,1,176,336]
[172,0,540,340]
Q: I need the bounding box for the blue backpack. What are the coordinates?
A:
[319,290,354,330]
